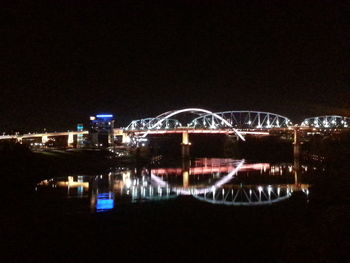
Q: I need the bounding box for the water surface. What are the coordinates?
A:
[36,158,323,213]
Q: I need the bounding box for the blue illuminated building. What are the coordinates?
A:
[77,123,84,132]
[89,114,115,147]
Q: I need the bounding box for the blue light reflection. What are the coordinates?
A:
[96,193,114,212]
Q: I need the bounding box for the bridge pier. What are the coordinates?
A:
[293,129,301,158]
[67,133,74,147]
[181,131,191,159]
[42,135,48,145]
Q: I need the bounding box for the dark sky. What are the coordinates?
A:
[1,0,349,132]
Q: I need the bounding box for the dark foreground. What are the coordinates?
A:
[1,141,350,262]
[1,175,349,263]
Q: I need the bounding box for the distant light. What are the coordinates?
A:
[96,114,113,118]
[77,124,84,131]
[90,116,96,120]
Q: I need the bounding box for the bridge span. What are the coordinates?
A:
[0,131,88,147]
[1,108,349,154]
[123,108,350,158]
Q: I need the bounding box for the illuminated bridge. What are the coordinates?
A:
[124,108,295,156]
[0,131,88,147]
[124,108,295,150]
[121,109,350,157]
[126,109,350,132]
[301,115,349,129]
[1,108,349,151]
[125,108,293,134]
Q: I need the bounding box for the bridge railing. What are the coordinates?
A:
[125,118,182,130]
[301,115,349,129]
[189,111,292,129]
[125,110,293,131]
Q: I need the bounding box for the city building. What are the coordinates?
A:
[89,114,115,147]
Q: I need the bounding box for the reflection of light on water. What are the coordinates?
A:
[36,158,315,212]
[166,159,245,196]
[37,176,89,189]
[122,171,132,188]
[96,193,114,212]
[183,171,189,188]
[151,163,270,176]
[192,184,300,206]
[58,176,89,188]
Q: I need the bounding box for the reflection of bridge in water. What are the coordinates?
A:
[117,183,309,206]
[148,159,309,206]
[37,158,310,211]
[192,184,309,206]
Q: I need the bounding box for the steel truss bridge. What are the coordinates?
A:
[124,108,350,144]
[126,108,293,131]
[125,108,295,143]
[0,108,349,144]
[126,108,350,132]
[301,115,349,129]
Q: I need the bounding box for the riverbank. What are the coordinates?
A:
[0,142,149,194]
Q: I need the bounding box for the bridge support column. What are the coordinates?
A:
[122,133,131,144]
[181,131,191,159]
[42,135,48,145]
[293,129,301,158]
[67,133,74,147]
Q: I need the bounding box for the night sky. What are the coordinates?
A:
[2,0,349,132]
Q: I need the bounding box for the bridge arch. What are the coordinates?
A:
[142,108,245,140]
[150,159,245,195]
[149,160,308,206]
